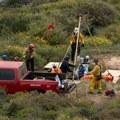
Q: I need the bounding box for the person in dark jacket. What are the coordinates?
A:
[60,56,74,73]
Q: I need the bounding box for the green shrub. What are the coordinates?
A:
[16,108,35,118]
[103,0,120,5]
[0,45,23,61]
[0,16,29,35]
[98,109,120,120]
[79,0,116,26]
[40,110,58,120]
[104,25,120,44]
[0,88,7,99]
[2,91,70,119]
[0,116,10,120]
[85,36,112,47]
[104,98,120,109]
[7,0,31,7]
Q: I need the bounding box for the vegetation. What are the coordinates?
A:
[0,90,119,120]
[0,0,120,119]
[0,0,120,69]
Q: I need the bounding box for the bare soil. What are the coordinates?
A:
[103,55,120,70]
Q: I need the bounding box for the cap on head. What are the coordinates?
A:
[2,55,8,60]
[29,44,35,48]
[74,27,78,34]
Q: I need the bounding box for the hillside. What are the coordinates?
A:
[0,0,120,69]
[0,0,120,120]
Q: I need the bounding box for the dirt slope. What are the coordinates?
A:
[103,56,120,70]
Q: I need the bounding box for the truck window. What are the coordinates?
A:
[0,69,15,80]
[19,63,27,78]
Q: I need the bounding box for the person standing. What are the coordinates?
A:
[23,44,35,71]
[70,27,84,61]
[60,56,74,73]
[89,58,102,94]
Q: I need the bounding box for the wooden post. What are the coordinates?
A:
[72,16,82,81]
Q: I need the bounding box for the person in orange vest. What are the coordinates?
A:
[23,44,35,71]
[89,58,102,94]
[70,27,84,61]
[51,64,62,74]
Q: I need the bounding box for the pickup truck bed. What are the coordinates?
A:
[23,71,66,82]
[23,71,76,93]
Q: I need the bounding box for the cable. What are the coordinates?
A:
[83,17,111,75]
[58,44,71,68]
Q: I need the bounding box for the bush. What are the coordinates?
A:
[0,16,29,35]
[40,110,58,120]
[98,109,120,120]
[2,91,70,119]
[104,25,120,44]
[0,88,7,99]
[79,0,116,26]
[103,0,120,5]
[7,0,31,7]
[85,36,112,47]
[0,45,24,61]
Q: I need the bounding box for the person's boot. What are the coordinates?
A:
[88,91,94,94]
[97,90,102,94]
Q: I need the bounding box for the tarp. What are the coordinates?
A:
[44,62,61,69]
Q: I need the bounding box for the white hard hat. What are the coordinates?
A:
[74,27,78,34]
[86,55,90,59]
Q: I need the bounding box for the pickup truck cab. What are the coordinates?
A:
[0,61,75,94]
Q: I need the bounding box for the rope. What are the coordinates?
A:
[58,31,77,68]
[29,28,47,39]
[58,44,71,68]
[83,17,111,75]
[84,46,93,59]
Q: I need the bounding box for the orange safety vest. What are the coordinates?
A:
[51,68,62,74]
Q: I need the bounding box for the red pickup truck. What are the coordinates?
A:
[0,61,75,94]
